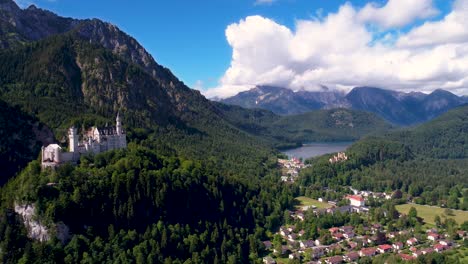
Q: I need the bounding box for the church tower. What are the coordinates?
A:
[68,126,78,153]
[116,112,122,135]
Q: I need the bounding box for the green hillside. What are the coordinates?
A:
[0,144,292,263]
[217,103,392,149]
[299,105,468,210]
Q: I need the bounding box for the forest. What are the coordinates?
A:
[0,143,295,263]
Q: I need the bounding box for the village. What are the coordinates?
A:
[268,155,467,263]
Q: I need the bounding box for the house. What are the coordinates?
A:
[274,245,290,255]
[387,232,397,239]
[371,224,382,232]
[311,247,326,259]
[263,241,273,250]
[288,233,298,242]
[427,232,440,241]
[439,240,452,246]
[399,253,415,261]
[346,195,365,207]
[392,242,404,251]
[343,231,355,239]
[296,212,305,221]
[324,256,343,264]
[344,252,359,262]
[348,241,358,250]
[280,228,290,237]
[333,232,344,241]
[377,244,392,254]
[421,248,434,255]
[263,256,276,264]
[341,226,354,233]
[329,227,340,234]
[300,240,315,249]
[289,252,301,260]
[406,238,418,246]
[434,243,447,252]
[457,230,467,239]
[412,251,423,258]
[359,247,376,257]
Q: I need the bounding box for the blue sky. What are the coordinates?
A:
[16,0,468,97]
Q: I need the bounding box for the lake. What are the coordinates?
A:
[282,142,353,160]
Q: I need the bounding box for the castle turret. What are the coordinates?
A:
[68,126,78,153]
[116,112,122,135]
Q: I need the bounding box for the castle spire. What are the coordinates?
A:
[116,112,122,135]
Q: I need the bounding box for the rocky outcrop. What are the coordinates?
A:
[14,203,50,242]
[14,203,70,243]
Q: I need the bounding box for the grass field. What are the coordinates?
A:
[294,196,332,210]
[396,203,468,225]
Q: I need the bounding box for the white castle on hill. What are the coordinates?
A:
[41,113,127,168]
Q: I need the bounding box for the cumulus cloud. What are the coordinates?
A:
[205,0,468,98]
[358,0,438,28]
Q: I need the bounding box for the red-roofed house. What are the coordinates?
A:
[440,240,452,246]
[347,195,365,207]
[406,238,418,246]
[427,233,440,241]
[359,247,376,257]
[344,251,359,262]
[434,243,447,252]
[421,248,434,255]
[333,232,344,241]
[393,242,404,251]
[378,244,392,254]
[329,227,340,234]
[324,256,343,264]
[399,253,415,261]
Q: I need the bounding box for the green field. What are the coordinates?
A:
[294,196,333,210]
[396,204,468,225]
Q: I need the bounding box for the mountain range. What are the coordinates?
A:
[0,0,392,181]
[221,85,468,125]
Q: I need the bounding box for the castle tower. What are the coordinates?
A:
[68,126,78,153]
[116,112,122,135]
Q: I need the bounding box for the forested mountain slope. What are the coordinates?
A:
[299,105,468,210]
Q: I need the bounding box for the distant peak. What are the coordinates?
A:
[27,4,38,10]
[0,0,20,12]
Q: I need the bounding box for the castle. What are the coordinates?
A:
[329,152,348,164]
[41,113,127,168]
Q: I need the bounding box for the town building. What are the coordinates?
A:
[346,195,365,207]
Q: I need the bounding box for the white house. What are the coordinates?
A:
[346,195,365,207]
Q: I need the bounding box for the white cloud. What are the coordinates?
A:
[358,0,438,29]
[205,0,468,98]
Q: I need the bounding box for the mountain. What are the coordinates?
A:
[222,85,468,125]
[217,103,392,148]
[0,98,54,184]
[222,85,347,115]
[0,2,295,262]
[0,0,286,182]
